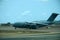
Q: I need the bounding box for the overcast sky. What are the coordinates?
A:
[0,0,60,23]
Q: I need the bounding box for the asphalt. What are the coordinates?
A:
[0,25,60,40]
[0,33,60,40]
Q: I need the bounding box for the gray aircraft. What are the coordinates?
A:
[13,13,59,29]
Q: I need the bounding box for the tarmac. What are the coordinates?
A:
[0,25,60,40]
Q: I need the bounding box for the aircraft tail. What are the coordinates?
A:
[47,13,59,22]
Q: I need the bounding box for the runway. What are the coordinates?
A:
[0,25,60,40]
[0,33,60,40]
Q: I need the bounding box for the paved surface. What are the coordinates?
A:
[0,33,60,40]
[0,25,60,40]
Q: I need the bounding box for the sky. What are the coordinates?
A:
[0,0,60,23]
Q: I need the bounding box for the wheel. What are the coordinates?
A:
[15,27,16,29]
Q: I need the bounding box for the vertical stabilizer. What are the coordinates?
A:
[47,13,59,22]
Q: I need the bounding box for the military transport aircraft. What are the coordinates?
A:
[13,13,59,29]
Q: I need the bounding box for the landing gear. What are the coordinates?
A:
[15,27,16,29]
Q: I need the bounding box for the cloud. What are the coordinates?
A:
[21,11,31,16]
